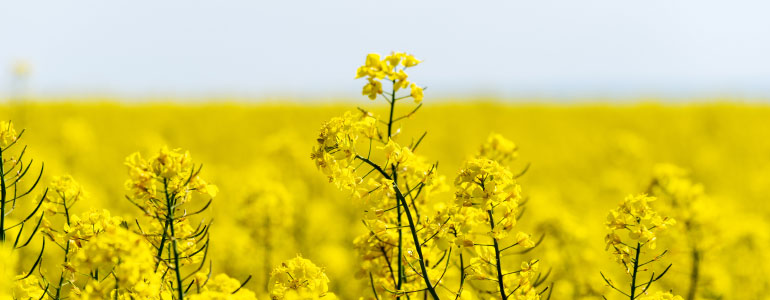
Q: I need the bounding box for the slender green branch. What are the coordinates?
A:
[630,242,641,299]
[54,195,73,299]
[355,155,440,300]
[155,217,171,270]
[0,149,6,243]
[164,180,185,300]
[370,272,381,300]
[687,249,700,300]
[487,209,507,300]
[387,80,397,138]
[396,175,405,297]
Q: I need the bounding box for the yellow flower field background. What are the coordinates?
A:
[2,99,769,299]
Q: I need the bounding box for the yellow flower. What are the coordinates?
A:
[384,52,403,68]
[477,133,518,165]
[69,226,164,299]
[50,175,85,203]
[0,121,18,148]
[454,158,520,210]
[391,69,409,92]
[188,274,258,300]
[355,52,422,102]
[125,146,217,213]
[402,54,421,67]
[63,209,124,252]
[310,111,377,193]
[269,255,332,299]
[13,275,45,299]
[516,231,535,248]
[410,83,424,103]
[362,78,382,100]
[605,194,675,271]
[365,53,382,69]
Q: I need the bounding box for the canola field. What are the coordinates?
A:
[1,101,769,300]
[1,53,769,300]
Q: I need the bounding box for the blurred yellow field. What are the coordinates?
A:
[2,99,769,299]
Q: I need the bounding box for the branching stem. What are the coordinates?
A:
[164,180,185,300]
[488,209,507,300]
[630,242,641,299]
[355,155,440,300]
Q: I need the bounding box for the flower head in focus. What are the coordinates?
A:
[355,52,424,103]
[0,121,18,148]
[269,255,335,299]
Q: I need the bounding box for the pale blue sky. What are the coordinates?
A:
[1,0,769,99]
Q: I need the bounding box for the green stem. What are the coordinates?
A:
[386,79,407,299]
[0,150,6,243]
[686,249,700,300]
[55,196,72,299]
[114,276,119,300]
[630,243,641,299]
[387,80,396,138]
[355,156,440,299]
[457,250,465,298]
[155,217,170,270]
[164,180,185,300]
[394,186,440,300]
[487,210,507,300]
[397,184,404,297]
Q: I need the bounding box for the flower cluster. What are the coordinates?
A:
[310,111,377,193]
[125,147,219,299]
[476,133,519,165]
[355,52,423,103]
[455,158,521,212]
[13,276,44,299]
[605,194,676,272]
[451,151,540,299]
[188,274,258,300]
[125,146,218,210]
[69,226,167,299]
[61,209,124,257]
[0,121,18,148]
[268,255,336,299]
[41,175,86,239]
[649,164,705,232]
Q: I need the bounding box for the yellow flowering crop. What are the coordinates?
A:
[1,52,767,300]
[312,52,549,300]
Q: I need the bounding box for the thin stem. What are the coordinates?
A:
[164,180,185,300]
[686,249,700,300]
[54,195,72,299]
[455,247,466,300]
[355,155,440,299]
[397,179,405,297]
[395,186,439,300]
[386,79,406,299]
[488,209,507,300]
[387,80,396,138]
[1,150,6,242]
[630,242,641,299]
[154,217,170,270]
[370,272,381,300]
